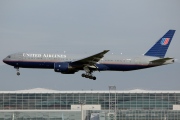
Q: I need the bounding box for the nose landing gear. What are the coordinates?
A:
[17,71,20,76]
[14,67,20,76]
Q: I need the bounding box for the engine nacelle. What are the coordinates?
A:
[54,62,77,74]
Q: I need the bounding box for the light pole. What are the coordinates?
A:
[79,100,86,120]
[109,85,116,120]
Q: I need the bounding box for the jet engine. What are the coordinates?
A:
[54,62,77,74]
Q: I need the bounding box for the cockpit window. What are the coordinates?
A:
[8,56,11,58]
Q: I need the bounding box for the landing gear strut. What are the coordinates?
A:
[14,67,20,76]
[81,66,96,80]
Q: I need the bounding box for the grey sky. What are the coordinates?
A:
[0,0,180,91]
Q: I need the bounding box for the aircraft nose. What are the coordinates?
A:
[3,58,7,63]
[3,58,5,63]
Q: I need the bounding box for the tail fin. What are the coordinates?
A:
[144,30,176,58]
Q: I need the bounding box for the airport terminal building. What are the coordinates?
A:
[0,88,180,120]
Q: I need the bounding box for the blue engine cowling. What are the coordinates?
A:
[54,62,77,74]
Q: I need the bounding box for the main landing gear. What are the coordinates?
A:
[14,67,20,76]
[81,66,96,80]
[81,73,96,80]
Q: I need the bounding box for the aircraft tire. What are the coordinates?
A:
[17,72,20,76]
[82,73,85,77]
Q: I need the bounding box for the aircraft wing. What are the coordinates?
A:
[72,50,109,66]
[150,57,174,64]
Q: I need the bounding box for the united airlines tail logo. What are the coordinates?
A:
[161,38,170,45]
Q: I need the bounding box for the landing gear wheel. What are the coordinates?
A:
[82,73,85,77]
[92,76,96,80]
[81,73,97,80]
[14,67,20,76]
[17,72,20,76]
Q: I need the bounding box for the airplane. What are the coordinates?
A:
[3,30,176,80]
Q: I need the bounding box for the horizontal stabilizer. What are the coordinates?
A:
[150,57,174,64]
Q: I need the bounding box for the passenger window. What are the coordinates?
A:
[8,56,11,58]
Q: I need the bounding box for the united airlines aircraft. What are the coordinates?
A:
[3,30,176,80]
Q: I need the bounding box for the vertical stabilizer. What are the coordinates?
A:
[144,30,175,58]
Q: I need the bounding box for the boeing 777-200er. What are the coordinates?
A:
[3,30,176,80]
